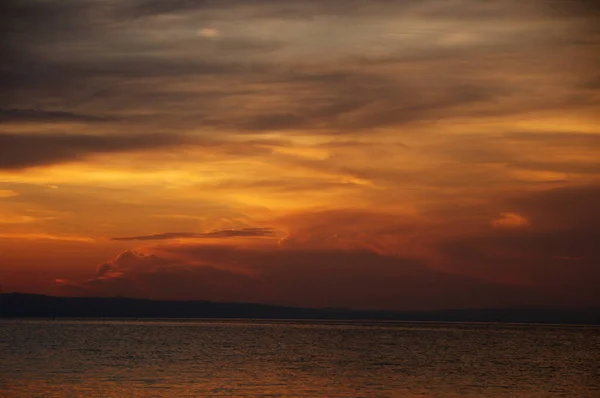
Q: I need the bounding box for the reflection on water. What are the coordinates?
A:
[0,320,598,397]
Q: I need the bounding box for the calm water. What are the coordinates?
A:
[0,320,598,397]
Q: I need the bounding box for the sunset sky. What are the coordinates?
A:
[1,0,599,310]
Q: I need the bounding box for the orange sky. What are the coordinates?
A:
[1,0,599,309]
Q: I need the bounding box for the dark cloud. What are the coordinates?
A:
[0,0,269,109]
[508,184,600,229]
[112,228,278,241]
[2,0,597,134]
[59,245,547,310]
[0,0,100,92]
[438,184,600,306]
[440,229,600,307]
[60,250,255,303]
[124,0,599,21]
[0,132,187,170]
[122,0,418,19]
[1,56,263,102]
[0,108,114,123]
[219,73,506,133]
[123,0,214,17]
[0,0,90,41]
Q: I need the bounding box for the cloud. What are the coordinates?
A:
[112,227,279,241]
[507,184,600,229]
[437,184,600,306]
[0,132,187,170]
[0,215,38,224]
[123,0,418,19]
[491,212,530,228]
[57,245,546,310]
[53,184,600,308]
[0,233,94,243]
[425,131,600,182]
[197,27,220,38]
[2,0,596,137]
[0,108,113,123]
[5,0,600,311]
[59,249,259,303]
[0,190,18,198]
[124,0,598,21]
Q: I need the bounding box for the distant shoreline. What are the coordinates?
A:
[1,293,599,325]
[3,317,600,329]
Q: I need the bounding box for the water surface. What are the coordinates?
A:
[1,319,598,397]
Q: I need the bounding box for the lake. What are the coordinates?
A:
[0,319,598,397]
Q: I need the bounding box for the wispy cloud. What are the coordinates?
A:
[0,233,94,243]
[0,132,187,170]
[112,227,278,241]
[0,190,18,198]
[0,108,114,123]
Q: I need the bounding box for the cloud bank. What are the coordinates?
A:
[2,0,599,309]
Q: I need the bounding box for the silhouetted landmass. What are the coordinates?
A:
[1,293,599,324]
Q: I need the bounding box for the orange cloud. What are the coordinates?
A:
[0,189,18,198]
[0,233,95,243]
[491,213,530,228]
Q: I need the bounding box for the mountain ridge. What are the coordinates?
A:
[1,293,599,324]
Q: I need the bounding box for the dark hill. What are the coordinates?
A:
[1,293,598,324]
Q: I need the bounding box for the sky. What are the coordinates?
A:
[1,0,599,310]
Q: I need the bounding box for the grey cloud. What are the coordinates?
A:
[3,57,261,92]
[0,132,187,170]
[1,1,103,76]
[0,108,114,123]
[123,0,214,17]
[2,0,597,136]
[112,228,278,241]
[0,0,270,107]
[0,0,91,37]
[123,0,418,19]
[218,71,504,133]
[125,0,596,21]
